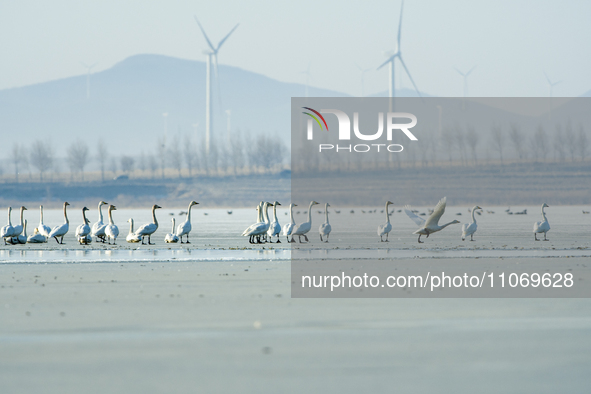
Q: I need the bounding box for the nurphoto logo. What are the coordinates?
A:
[302,106,418,153]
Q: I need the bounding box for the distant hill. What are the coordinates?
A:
[0,54,349,158]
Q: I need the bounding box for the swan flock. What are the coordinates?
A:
[0,200,556,246]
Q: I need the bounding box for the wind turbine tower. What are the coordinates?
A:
[543,71,561,98]
[81,62,98,99]
[377,1,421,111]
[455,66,476,98]
[194,17,239,156]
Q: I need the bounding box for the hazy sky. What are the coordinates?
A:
[1,0,589,97]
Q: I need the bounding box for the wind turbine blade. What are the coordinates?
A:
[397,0,404,49]
[377,55,395,70]
[454,67,465,76]
[216,23,239,50]
[399,56,422,99]
[543,71,551,85]
[194,16,216,51]
[466,65,477,76]
[552,80,562,86]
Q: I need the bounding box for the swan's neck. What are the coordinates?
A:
[98,203,104,222]
[263,204,270,224]
[82,210,88,225]
[471,208,477,223]
[256,207,262,223]
[171,218,175,232]
[40,206,44,224]
[440,221,456,230]
[385,202,391,224]
[129,220,134,235]
[23,220,27,237]
[108,208,114,225]
[20,208,25,226]
[541,206,547,221]
[187,203,193,222]
[63,204,69,224]
[307,202,314,223]
[152,207,158,227]
[324,204,329,224]
[7,207,12,226]
[273,204,278,221]
[289,205,295,224]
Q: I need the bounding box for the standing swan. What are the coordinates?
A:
[49,202,70,244]
[75,207,92,245]
[267,201,282,243]
[1,207,15,245]
[176,201,199,243]
[282,203,297,243]
[319,203,331,242]
[135,204,161,245]
[12,206,27,237]
[377,201,394,242]
[38,206,51,238]
[291,201,319,243]
[165,218,180,243]
[126,219,142,243]
[14,220,28,244]
[91,201,109,243]
[404,197,460,243]
[533,203,550,241]
[242,202,267,244]
[462,206,482,241]
[105,205,119,244]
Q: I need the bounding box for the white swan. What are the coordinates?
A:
[38,205,51,238]
[462,205,482,241]
[91,201,109,243]
[319,203,331,242]
[126,218,142,243]
[377,201,394,242]
[12,206,27,237]
[12,219,28,244]
[267,201,282,243]
[404,197,459,243]
[105,205,119,244]
[176,201,199,243]
[28,227,47,243]
[533,203,550,241]
[135,204,161,245]
[242,202,269,244]
[75,207,91,244]
[291,201,319,243]
[1,207,15,245]
[48,202,70,244]
[165,218,180,243]
[282,203,297,243]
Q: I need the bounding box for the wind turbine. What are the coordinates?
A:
[194,16,239,156]
[543,71,561,98]
[455,66,476,98]
[356,63,372,97]
[81,62,98,99]
[377,0,421,111]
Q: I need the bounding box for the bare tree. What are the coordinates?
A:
[183,134,196,177]
[168,134,182,178]
[465,126,480,165]
[255,134,288,172]
[120,155,135,174]
[10,143,25,183]
[218,143,229,175]
[453,126,467,166]
[148,154,158,179]
[109,158,118,177]
[553,125,566,162]
[29,141,54,182]
[244,132,259,172]
[578,126,588,162]
[208,140,219,176]
[198,137,209,175]
[97,139,108,182]
[138,151,147,175]
[230,129,245,175]
[157,137,166,179]
[441,130,454,164]
[565,121,577,162]
[67,140,89,181]
[490,125,505,164]
[508,124,525,161]
[533,126,549,162]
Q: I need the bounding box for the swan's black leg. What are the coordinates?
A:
[534,233,539,241]
[385,233,389,242]
[304,234,309,242]
[418,234,423,244]
[148,235,154,245]
[325,234,329,243]
[320,235,323,242]
[544,233,549,241]
[470,234,474,241]
[186,234,191,244]
[54,236,59,244]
